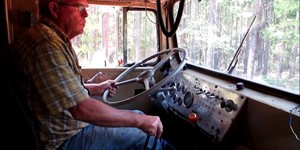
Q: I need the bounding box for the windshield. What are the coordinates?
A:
[175,0,299,94]
[72,5,158,67]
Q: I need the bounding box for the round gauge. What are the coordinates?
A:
[172,94,177,103]
[183,92,194,108]
[176,82,182,91]
[177,97,182,106]
[182,85,187,94]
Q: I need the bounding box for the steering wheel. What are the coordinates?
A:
[102,48,187,105]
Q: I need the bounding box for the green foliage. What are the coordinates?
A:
[177,0,299,93]
[262,75,300,93]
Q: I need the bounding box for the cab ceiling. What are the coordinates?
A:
[88,0,169,9]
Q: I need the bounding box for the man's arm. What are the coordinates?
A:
[68,98,163,139]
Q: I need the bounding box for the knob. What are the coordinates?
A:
[225,100,235,111]
[236,82,244,90]
[220,99,236,112]
[188,113,199,124]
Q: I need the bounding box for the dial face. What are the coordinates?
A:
[176,82,182,91]
[177,97,182,106]
[183,91,194,108]
[172,94,177,103]
[182,85,187,94]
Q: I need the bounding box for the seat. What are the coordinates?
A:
[2,55,42,150]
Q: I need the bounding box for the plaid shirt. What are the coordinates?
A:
[12,17,90,150]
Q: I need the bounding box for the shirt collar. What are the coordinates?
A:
[39,17,70,42]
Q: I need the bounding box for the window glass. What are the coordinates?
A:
[127,10,158,64]
[175,0,299,94]
[72,5,158,67]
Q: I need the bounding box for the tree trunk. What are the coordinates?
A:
[102,13,109,66]
[247,27,258,79]
[243,34,250,74]
[207,0,219,69]
[135,11,141,62]
[247,0,261,79]
[289,10,299,78]
[256,26,263,73]
[262,0,273,77]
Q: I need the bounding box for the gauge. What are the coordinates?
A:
[177,97,182,106]
[172,94,177,103]
[182,85,187,94]
[183,92,194,108]
[176,82,182,91]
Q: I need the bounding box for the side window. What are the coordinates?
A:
[175,0,299,94]
[72,5,158,68]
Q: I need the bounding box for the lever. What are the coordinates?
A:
[155,86,177,93]
[86,71,103,83]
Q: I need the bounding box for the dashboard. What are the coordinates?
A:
[151,70,247,142]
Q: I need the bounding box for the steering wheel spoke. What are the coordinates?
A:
[114,78,137,86]
[143,78,151,90]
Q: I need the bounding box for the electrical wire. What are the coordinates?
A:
[144,1,158,25]
[289,105,300,141]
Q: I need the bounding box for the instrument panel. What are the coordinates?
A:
[151,71,247,142]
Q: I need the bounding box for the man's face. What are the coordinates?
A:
[55,0,89,39]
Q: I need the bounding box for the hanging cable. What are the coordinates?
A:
[156,0,185,37]
[289,105,300,141]
[144,2,157,24]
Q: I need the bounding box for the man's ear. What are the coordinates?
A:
[48,1,59,18]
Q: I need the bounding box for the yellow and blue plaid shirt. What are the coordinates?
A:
[12,17,90,150]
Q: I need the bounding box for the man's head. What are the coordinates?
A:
[39,0,89,39]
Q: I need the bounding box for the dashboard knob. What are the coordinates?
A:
[236,82,244,90]
[188,113,199,124]
[225,100,235,111]
[220,101,226,108]
[220,99,236,112]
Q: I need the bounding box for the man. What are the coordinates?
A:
[11,0,174,149]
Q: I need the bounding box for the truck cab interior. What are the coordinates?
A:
[1,0,299,150]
